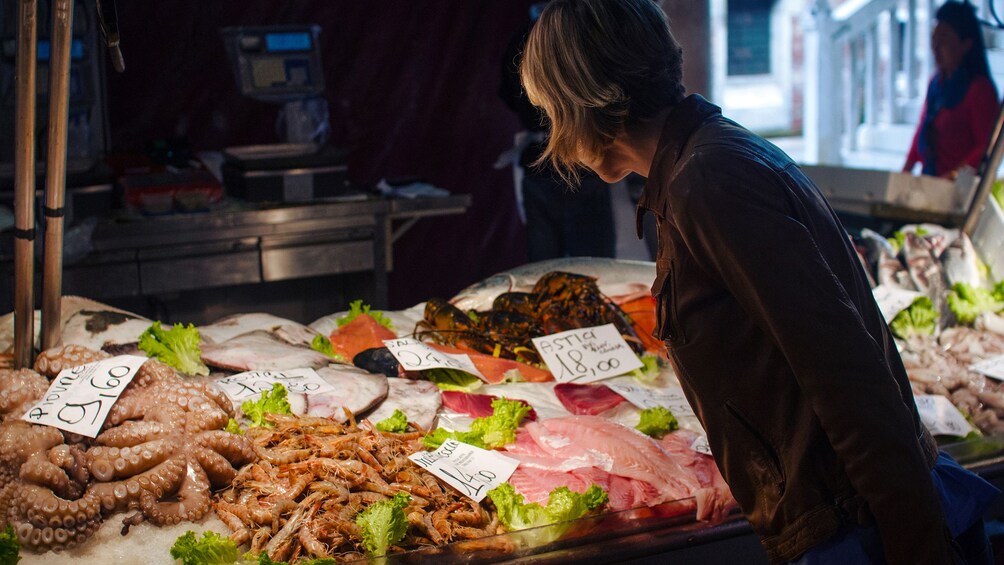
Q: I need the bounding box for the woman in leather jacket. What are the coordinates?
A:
[519,1,998,563]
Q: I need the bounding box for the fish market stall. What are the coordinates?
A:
[6,216,1004,564]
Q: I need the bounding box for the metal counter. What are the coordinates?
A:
[38,195,470,311]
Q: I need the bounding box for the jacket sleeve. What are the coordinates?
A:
[961,77,1000,171]
[672,154,955,565]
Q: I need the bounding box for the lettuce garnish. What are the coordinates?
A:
[138,321,209,376]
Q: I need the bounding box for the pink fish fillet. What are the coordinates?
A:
[525,416,702,503]
[659,430,737,522]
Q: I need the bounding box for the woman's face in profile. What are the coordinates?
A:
[932,21,973,76]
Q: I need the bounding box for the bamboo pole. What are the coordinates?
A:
[14,0,39,369]
[40,0,75,351]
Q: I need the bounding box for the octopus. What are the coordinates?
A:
[0,345,258,553]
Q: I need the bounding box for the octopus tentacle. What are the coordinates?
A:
[33,345,109,379]
[19,452,78,499]
[0,368,48,420]
[184,406,230,433]
[139,463,211,526]
[95,420,171,447]
[87,438,176,482]
[192,447,240,488]
[198,430,257,466]
[88,454,186,515]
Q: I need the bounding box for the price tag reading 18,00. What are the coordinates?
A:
[215,368,338,403]
[22,355,148,438]
[531,324,644,384]
[383,338,485,381]
[914,394,976,438]
[408,439,518,502]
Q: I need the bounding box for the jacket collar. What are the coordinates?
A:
[635,94,722,238]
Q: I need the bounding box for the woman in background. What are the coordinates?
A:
[904,1,999,178]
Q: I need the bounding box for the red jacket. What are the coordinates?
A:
[905,74,999,177]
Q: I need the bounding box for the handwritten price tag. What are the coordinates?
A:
[532,324,643,384]
[914,394,976,437]
[22,355,148,438]
[383,338,485,381]
[409,439,518,502]
[215,368,338,403]
[606,382,695,416]
[872,284,924,323]
[969,354,1004,382]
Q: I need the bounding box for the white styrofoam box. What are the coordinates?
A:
[971,195,1004,280]
[801,165,963,215]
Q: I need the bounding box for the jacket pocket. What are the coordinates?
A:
[724,401,786,499]
[652,261,684,344]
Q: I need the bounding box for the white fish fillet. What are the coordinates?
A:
[201,331,331,372]
[305,365,390,422]
[363,378,441,431]
[199,312,319,346]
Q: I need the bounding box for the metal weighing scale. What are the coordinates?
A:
[220,25,352,203]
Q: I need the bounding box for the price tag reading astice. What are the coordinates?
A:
[409,439,518,502]
[872,284,924,323]
[532,324,643,384]
[969,354,1004,382]
[22,355,148,438]
[606,382,695,417]
[383,338,485,381]
[215,368,338,403]
[914,394,976,437]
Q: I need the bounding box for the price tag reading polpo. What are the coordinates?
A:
[606,382,695,417]
[969,354,1004,382]
[383,338,485,381]
[872,284,924,323]
[215,368,338,403]
[409,439,518,502]
[22,355,148,438]
[914,394,976,437]
[532,324,643,384]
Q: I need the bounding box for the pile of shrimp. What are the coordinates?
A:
[213,413,503,563]
[900,328,1004,434]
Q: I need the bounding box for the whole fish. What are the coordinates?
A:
[940,233,985,289]
[903,232,951,329]
[878,247,917,291]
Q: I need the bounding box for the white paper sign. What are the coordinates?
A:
[914,394,976,437]
[606,382,695,417]
[383,338,485,381]
[409,438,518,502]
[690,434,713,456]
[22,355,148,438]
[214,368,338,403]
[532,324,644,384]
[969,354,1004,382]
[873,284,924,323]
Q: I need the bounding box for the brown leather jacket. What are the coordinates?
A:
[637,95,951,564]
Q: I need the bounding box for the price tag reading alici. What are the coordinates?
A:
[532,324,643,384]
[215,368,338,403]
[969,354,1004,382]
[914,394,976,437]
[606,382,695,417]
[22,355,148,438]
[384,338,485,381]
[872,284,924,323]
[409,439,518,502]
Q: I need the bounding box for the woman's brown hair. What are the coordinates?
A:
[520,0,685,182]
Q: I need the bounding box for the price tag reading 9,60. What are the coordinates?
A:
[914,394,976,438]
[408,439,518,502]
[383,338,485,381]
[215,368,337,403]
[532,324,644,384]
[22,355,148,438]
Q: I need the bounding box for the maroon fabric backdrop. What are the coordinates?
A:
[106,1,534,309]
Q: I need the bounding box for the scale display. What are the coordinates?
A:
[222,25,324,103]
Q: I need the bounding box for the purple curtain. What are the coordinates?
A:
[106,1,534,308]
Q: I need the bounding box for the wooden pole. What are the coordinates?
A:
[41,0,75,351]
[14,0,39,369]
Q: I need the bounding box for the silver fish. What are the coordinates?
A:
[305,365,390,422]
[201,331,331,372]
[940,233,985,289]
[903,232,951,329]
[878,247,917,291]
[363,378,441,431]
[199,312,319,347]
